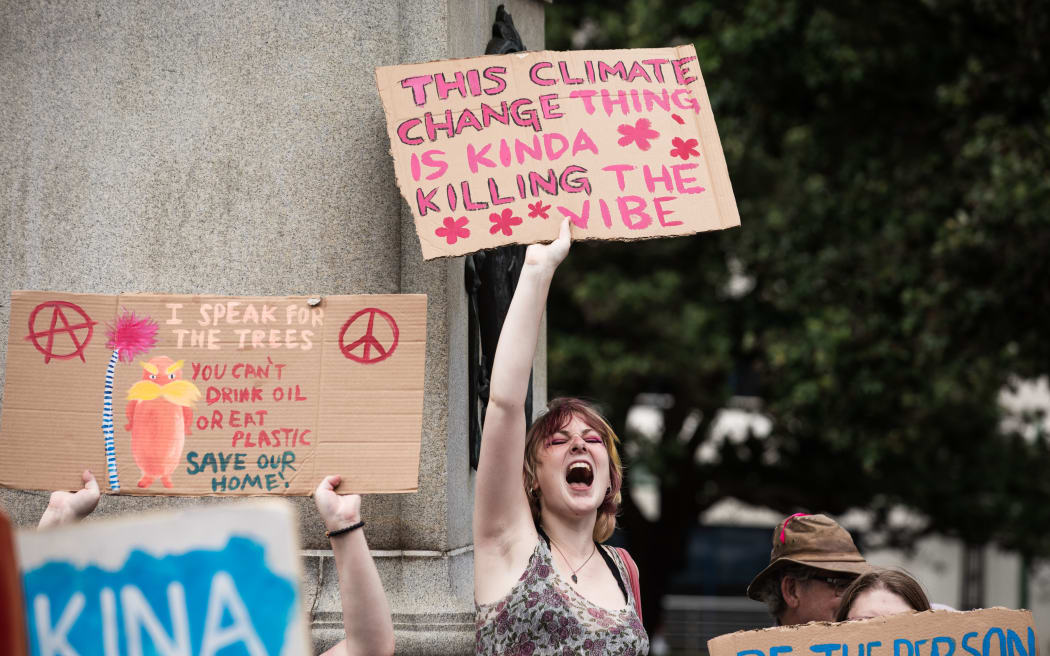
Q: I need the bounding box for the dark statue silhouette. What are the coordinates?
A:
[466,4,533,468]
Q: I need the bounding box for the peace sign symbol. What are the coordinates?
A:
[338,307,399,364]
[25,301,97,364]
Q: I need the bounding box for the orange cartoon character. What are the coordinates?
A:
[124,357,201,489]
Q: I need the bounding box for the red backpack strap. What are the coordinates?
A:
[616,547,643,623]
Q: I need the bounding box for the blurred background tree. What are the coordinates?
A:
[544,0,1050,631]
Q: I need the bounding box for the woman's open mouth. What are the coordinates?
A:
[565,461,594,490]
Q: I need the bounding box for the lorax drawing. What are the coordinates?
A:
[124,357,201,488]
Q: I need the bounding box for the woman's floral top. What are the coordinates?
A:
[475,538,649,655]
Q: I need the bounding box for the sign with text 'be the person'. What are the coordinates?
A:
[0,291,426,495]
[708,608,1039,656]
[376,45,740,259]
[18,501,311,656]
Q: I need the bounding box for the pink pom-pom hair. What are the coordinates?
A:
[105,309,159,363]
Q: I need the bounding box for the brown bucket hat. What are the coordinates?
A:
[746,513,869,600]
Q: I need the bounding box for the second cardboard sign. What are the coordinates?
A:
[0,291,426,495]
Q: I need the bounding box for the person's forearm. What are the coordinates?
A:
[330,529,395,656]
[37,508,67,530]
[474,221,570,543]
[486,262,555,410]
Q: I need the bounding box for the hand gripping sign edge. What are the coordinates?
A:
[338,308,400,364]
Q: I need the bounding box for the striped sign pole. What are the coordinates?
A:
[101,348,120,491]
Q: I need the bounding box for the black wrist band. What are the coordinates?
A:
[326,521,365,539]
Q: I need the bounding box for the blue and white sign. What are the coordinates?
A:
[18,500,310,656]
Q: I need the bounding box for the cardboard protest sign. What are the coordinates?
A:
[0,291,426,495]
[708,608,1038,656]
[18,500,310,656]
[376,45,740,259]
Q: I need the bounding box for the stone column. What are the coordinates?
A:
[0,1,545,654]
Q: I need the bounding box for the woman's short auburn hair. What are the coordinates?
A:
[522,398,623,543]
[835,567,931,622]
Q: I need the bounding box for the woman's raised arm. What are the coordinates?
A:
[473,219,571,548]
[314,475,395,656]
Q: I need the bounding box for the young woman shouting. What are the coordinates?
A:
[473,219,648,655]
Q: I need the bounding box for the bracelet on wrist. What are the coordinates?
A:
[326,520,365,539]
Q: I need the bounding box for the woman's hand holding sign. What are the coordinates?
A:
[314,474,362,531]
[38,469,100,529]
[524,217,572,274]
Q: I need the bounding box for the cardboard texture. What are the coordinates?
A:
[0,291,427,495]
[18,500,311,656]
[375,45,740,259]
[0,511,27,656]
[708,608,1039,656]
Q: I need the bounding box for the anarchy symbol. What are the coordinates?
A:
[338,308,399,364]
[25,301,97,363]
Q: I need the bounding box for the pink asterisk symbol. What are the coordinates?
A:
[435,216,470,245]
[617,118,660,151]
[670,136,700,160]
[528,201,551,219]
[489,208,523,236]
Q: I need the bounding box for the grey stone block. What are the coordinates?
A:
[301,552,323,619]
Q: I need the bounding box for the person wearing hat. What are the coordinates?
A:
[747,513,870,625]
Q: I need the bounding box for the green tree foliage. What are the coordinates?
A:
[544,0,1050,624]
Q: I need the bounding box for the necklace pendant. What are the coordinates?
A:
[571,573,578,583]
